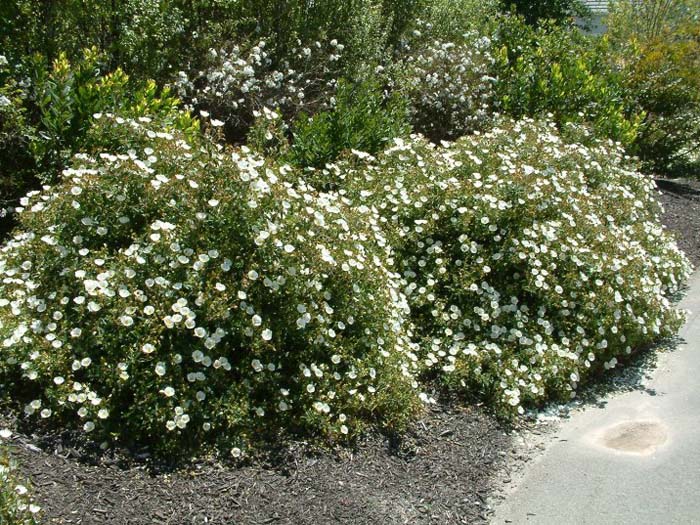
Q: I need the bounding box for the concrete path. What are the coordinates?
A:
[491,271,700,525]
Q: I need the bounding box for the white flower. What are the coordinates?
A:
[161,387,175,397]
[261,329,272,341]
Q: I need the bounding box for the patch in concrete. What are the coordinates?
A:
[600,420,668,455]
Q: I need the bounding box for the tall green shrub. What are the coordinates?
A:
[608,0,700,174]
[500,0,589,25]
[494,16,643,146]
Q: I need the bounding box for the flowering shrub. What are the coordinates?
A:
[331,118,690,415]
[396,30,498,141]
[0,431,40,524]
[0,115,421,455]
[407,0,500,43]
[173,38,345,142]
[25,48,199,183]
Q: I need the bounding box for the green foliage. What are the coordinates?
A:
[0,0,187,81]
[24,47,198,183]
[607,0,700,41]
[287,79,410,170]
[0,115,421,456]
[0,58,36,235]
[608,0,700,174]
[494,16,643,146]
[0,0,425,82]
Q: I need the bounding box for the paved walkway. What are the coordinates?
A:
[491,271,700,524]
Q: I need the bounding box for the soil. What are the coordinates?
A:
[3,405,507,525]
[2,177,698,525]
[657,178,700,267]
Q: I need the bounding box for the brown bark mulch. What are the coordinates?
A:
[657,178,700,268]
[4,405,507,525]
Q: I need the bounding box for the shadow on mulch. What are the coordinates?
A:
[3,404,509,525]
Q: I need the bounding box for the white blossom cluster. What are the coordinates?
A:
[0,430,40,522]
[396,29,498,140]
[172,38,344,139]
[329,118,690,414]
[0,114,420,454]
[0,112,690,452]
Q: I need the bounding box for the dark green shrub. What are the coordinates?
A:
[0,0,187,81]
[0,56,39,240]
[500,0,589,25]
[286,78,410,170]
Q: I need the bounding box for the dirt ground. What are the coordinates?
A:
[657,178,700,267]
[3,404,508,525]
[1,177,698,525]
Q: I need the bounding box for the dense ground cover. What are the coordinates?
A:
[1,0,698,522]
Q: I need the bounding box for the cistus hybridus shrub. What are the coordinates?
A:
[331,118,690,416]
[0,115,421,456]
[173,38,345,143]
[0,430,40,524]
[395,28,498,141]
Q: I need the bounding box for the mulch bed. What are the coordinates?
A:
[2,176,698,525]
[4,405,507,525]
[657,178,700,268]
